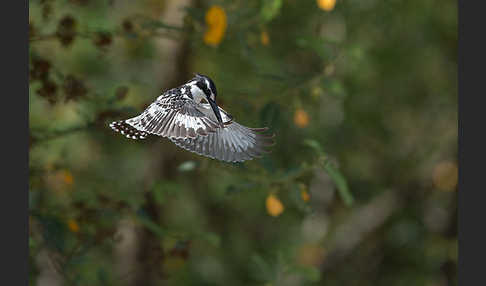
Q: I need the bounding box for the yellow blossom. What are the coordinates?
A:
[46,169,74,194]
[294,109,310,128]
[324,64,335,76]
[62,170,74,185]
[299,183,310,202]
[311,86,323,99]
[204,6,227,47]
[432,161,458,192]
[266,194,284,217]
[301,190,310,202]
[317,0,336,12]
[67,219,80,233]
[261,30,270,46]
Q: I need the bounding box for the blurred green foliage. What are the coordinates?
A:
[29,0,457,285]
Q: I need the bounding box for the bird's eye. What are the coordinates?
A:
[200,98,209,104]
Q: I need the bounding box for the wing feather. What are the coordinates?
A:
[122,95,220,139]
[110,90,274,162]
[169,120,275,163]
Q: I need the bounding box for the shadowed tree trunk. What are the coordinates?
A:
[113,0,193,285]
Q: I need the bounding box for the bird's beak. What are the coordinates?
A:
[208,97,224,127]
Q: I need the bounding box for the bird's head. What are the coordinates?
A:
[190,73,224,126]
[193,73,217,101]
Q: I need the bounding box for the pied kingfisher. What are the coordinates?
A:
[109,74,275,163]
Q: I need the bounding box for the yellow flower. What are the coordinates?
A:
[62,170,74,185]
[266,194,284,217]
[67,219,80,233]
[299,183,310,202]
[317,0,336,11]
[294,109,310,128]
[45,169,74,195]
[261,30,270,46]
[311,86,323,99]
[432,161,458,192]
[204,6,227,46]
[301,190,310,202]
[301,191,310,202]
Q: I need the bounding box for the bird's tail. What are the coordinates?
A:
[109,120,149,140]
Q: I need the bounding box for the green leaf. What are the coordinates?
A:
[260,102,281,131]
[37,215,67,252]
[97,268,109,284]
[275,166,304,182]
[293,265,321,282]
[153,187,166,204]
[202,232,221,248]
[136,210,166,237]
[303,139,325,156]
[327,79,346,98]
[226,182,257,195]
[182,6,205,23]
[29,236,36,249]
[295,36,333,60]
[323,162,354,206]
[303,139,354,206]
[260,0,283,22]
[152,181,182,204]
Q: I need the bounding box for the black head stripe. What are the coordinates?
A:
[194,73,217,98]
[196,80,211,97]
[207,78,217,97]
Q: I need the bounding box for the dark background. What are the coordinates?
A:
[29,0,457,285]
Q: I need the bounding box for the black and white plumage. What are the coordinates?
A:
[109,74,274,163]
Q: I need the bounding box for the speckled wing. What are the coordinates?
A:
[121,92,221,139]
[110,96,275,162]
[169,104,275,163]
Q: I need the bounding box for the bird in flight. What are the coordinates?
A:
[109,73,275,163]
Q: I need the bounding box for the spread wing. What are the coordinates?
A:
[168,103,275,162]
[114,93,220,139]
[169,122,275,163]
[110,96,275,162]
